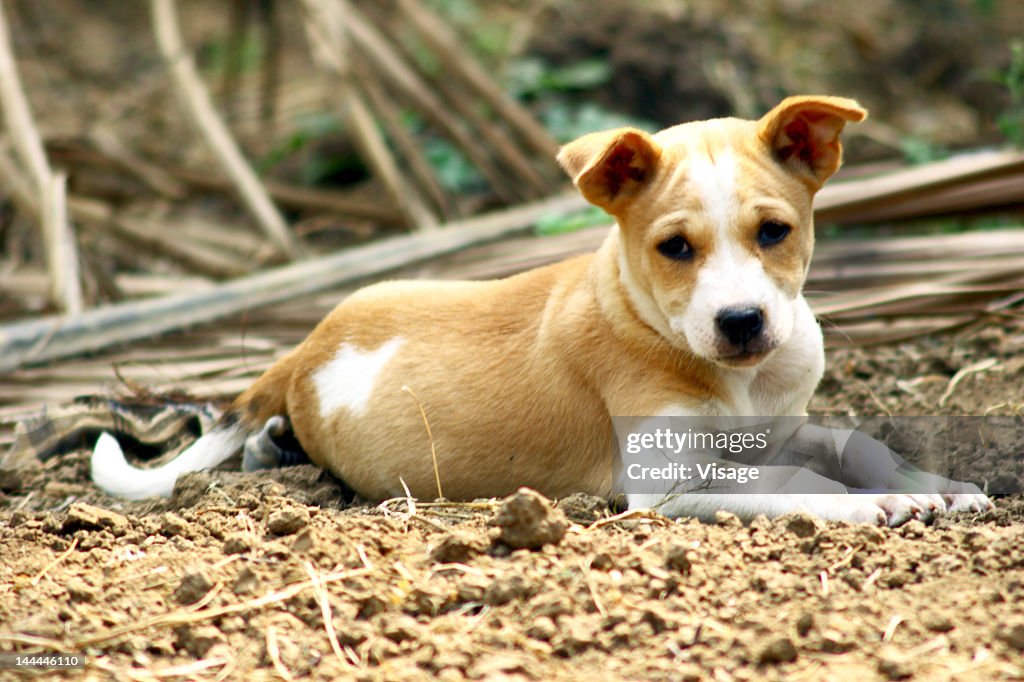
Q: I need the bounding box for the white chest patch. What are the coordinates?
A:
[689,148,737,232]
[313,337,404,418]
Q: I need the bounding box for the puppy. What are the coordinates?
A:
[92,95,991,525]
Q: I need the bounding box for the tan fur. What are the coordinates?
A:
[225,96,866,502]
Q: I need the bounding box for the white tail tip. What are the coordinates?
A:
[91,424,245,500]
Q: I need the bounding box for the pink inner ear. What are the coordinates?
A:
[779,117,814,165]
[601,144,646,198]
[778,111,843,170]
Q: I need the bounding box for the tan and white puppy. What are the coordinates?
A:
[92,96,991,525]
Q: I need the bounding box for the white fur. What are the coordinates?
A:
[688,148,737,233]
[91,424,245,500]
[663,148,796,364]
[673,237,794,363]
[313,337,403,418]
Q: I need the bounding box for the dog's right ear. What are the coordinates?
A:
[557,128,661,215]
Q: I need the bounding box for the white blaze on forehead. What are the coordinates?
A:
[688,148,737,232]
[314,337,404,417]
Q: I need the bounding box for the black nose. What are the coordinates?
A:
[716,307,764,346]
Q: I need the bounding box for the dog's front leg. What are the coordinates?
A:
[791,423,993,516]
[626,480,945,527]
[621,420,991,526]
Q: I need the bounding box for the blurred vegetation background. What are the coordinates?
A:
[0,0,1022,319]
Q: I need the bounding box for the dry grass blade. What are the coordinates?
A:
[401,384,444,500]
[150,0,299,260]
[938,357,999,407]
[91,656,229,681]
[30,537,78,585]
[304,562,346,665]
[265,626,295,681]
[72,566,372,648]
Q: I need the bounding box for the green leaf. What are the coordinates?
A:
[534,206,610,236]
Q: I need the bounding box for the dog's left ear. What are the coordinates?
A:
[758,96,867,188]
[557,128,662,215]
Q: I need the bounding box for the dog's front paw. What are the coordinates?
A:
[941,493,993,514]
[834,494,936,527]
[855,493,993,526]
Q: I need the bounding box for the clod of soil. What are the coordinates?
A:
[491,487,568,550]
[172,570,214,606]
[266,506,310,535]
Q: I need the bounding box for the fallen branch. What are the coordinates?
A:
[817,149,1024,224]
[0,192,585,372]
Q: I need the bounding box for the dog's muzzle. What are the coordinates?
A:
[712,305,776,364]
[716,306,764,346]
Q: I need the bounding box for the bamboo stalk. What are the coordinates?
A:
[351,56,453,219]
[301,0,439,231]
[0,2,82,313]
[42,173,82,314]
[336,0,522,203]
[395,0,560,163]
[149,0,299,259]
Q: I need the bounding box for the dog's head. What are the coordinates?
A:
[558,95,866,368]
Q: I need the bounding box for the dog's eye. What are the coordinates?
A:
[657,236,693,260]
[757,220,791,247]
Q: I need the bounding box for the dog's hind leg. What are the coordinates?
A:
[242,416,309,470]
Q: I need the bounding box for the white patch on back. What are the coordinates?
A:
[314,337,404,418]
[688,148,737,232]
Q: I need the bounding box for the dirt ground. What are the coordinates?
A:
[0,1,1023,680]
[0,319,1022,681]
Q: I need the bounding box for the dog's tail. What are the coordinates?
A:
[91,349,298,499]
[91,418,250,499]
